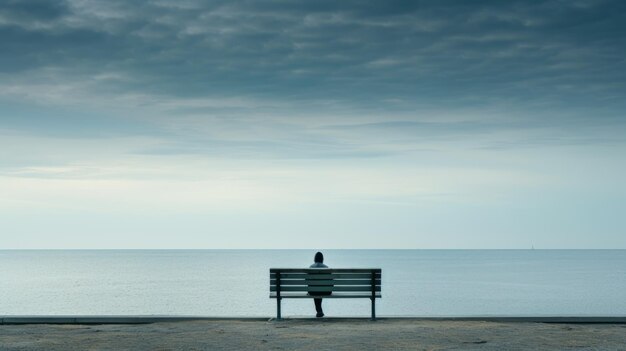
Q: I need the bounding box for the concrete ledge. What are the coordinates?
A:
[0,316,268,325]
[2,316,626,325]
[2,317,77,324]
[396,316,626,324]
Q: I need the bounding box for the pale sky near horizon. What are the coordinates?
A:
[1,0,625,249]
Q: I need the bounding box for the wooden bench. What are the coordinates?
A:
[269,268,382,319]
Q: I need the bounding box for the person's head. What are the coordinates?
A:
[314,251,324,263]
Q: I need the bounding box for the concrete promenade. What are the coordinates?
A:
[2,317,626,350]
[2,315,626,324]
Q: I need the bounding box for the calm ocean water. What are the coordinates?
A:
[1,250,625,317]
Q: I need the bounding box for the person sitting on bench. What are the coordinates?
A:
[309,251,331,317]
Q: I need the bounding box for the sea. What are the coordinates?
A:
[1,250,625,317]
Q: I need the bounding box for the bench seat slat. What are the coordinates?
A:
[270,273,380,280]
[270,268,381,273]
[271,279,380,286]
[270,286,381,292]
[270,293,381,299]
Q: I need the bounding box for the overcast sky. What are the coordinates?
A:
[1,0,625,249]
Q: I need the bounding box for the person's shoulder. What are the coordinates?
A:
[309,263,329,268]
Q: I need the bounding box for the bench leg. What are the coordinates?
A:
[277,298,282,320]
[371,298,376,321]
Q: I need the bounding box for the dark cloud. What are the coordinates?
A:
[0,0,69,21]
[1,0,625,162]
[1,0,624,108]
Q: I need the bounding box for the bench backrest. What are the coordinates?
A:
[270,268,381,294]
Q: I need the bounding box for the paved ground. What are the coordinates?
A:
[1,319,626,350]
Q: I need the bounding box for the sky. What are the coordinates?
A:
[1,0,625,249]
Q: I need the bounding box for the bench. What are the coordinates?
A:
[269,268,382,319]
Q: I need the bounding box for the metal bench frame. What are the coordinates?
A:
[269,268,382,320]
